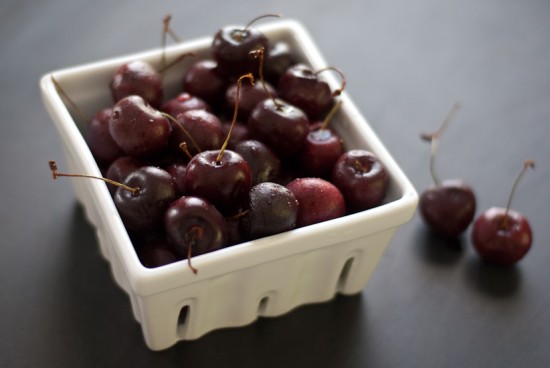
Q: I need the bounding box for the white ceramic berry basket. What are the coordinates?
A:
[40,19,418,350]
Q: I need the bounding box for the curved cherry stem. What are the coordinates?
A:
[420,102,461,186]
[216,73,255,163]
[244,13,281,32]
[250,47,283,111]
[48,160,140,196]
[160,112,202,155]
[314,66,347,97]
[320,100,342,131]
[184,226,203,274]
[157,52,196,74]
[51,76,88,123]
[501,159,535,229]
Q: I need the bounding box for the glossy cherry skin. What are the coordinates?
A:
[110,60,163,108]
[109,95,172,158]
[161,92,211,117]
[278,63,335,120]
[168,109,224,156]
[233,139,281,185]
[182,150,252,215]
[183,59,227,108]
[298,124,344,179]
[86,107,123,166]
[240,182,299,240]
[419,179,476,237]
[224,80,276,121]
[136,236,180,268]
[164,196,228,259]
[247,98,309,158]
[211,25,269,78]
[331,150,388,212]
[265,41,296,85]
[114,166,176,233]
[286,177,346,227]
[471,207,532,266]
[105,156,143,196]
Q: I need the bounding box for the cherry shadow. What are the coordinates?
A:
[463,257,522,299]
[413,224,465,266]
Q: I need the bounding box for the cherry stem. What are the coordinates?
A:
[185,226,203,274]
[51,76,88,123]
[48,160,140,196]
[243,13,281,33]
[314,66,347,97]
[157,52,195,74]
[250,47,283,111]
[160,112,202,155]
[501,159,535,229]
[178,142,193,160]
[320,99,342,131]
[421,102,461,186]
[216,73,255,163]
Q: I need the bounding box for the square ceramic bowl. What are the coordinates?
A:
[40,19,418,350]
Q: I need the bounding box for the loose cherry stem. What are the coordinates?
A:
[160,112,202,154]
[420,102,461,186]
[314,66,347,97]
[160,15,184,77]
[319,99,342,131]
[216,73,255,163]
[250,47,283,110]
[501,160,535,229]
[51,76,88,123]
[48,160,140,196]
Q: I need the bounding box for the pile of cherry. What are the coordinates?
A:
[51,16,389,273]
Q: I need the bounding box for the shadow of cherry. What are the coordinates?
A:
[413,223,465,266]
[463,256,522,299]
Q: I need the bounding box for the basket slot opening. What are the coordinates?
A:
[258,296,270,316]
[336,256,355,292]
[176,305,190,336]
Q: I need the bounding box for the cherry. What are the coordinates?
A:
[183,59,227,108]
[161,92,211,117]
[113,166,177,233]
[233,139,281,185]
[165,161,187,196]
[221,119,250,149]
[182,74,254,215]
[85,107,124,166]
[264,41,296,85]
[109,60,163,108]
[471,160,534,266]
[166,109,224,157]
[278,64,346,120]
[248,98,309,158]
[418,103,476,237]
[331,149,388,213]
[136,235,180,268]
[109,95,172,158]
[164,196,228,273]
[298,100,344,178]
[211,14,278,78]
[240,182,299,240]
[286,177,346,227]
[224,79,276,121]
[105,156,144,195]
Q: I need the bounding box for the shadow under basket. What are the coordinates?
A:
[40,19,418,350]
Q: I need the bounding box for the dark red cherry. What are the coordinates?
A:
[224,79,276,121]
[136,236,180,268]
[332,150,388,212]
[286,177,346,227]
[105,156,144,195]
[110,60,163,108]
[114,166,176,233]
[265,41,296,85]
[168,109,224,157]
[183,59,227,108]
[109,95,172,158]
[420,180,476,237]
[164,196,228,273]
[86,107,123,166]
[247,98,309,158]
[241,182,299,240]
[471,160,535,266]
[161,92,211,117]
[211,23,269,78]
[233,139,281,185]
[182,150,251,215]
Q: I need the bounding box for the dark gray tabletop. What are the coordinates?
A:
[2,0,549,367]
